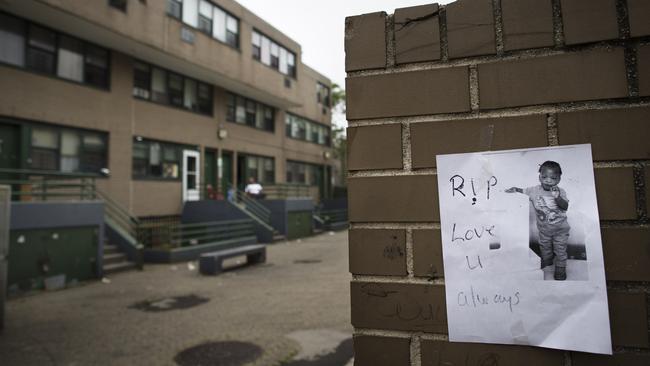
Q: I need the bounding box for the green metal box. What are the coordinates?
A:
[8,226,98,291]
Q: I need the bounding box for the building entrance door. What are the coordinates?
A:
[220,150,233,194]
[0,124,20,170]
[182,150,200,202]
[204,149,217,198]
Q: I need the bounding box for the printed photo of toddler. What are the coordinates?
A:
[506,161,570,281]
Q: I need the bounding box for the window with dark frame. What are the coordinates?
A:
[241,154,275,185]
[109,0,127,12]
[225,92,275,132]
[28,125,108,174]
[286,161,324,186]
[132,60,213,116]
[285,113,331,146]
[171,0,239,49]
[167,73,184,107]
[166,0,182,19]
[0,13,110,89]
[132,138,187,179]
[252,30,297,78]
[317,82,330,107]
[26,25,56,74]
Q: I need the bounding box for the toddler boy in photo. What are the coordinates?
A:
[506,161,570,281]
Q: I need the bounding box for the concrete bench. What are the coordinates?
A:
[199,244,266,275]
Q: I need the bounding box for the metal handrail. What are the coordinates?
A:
[263,183,313,199]
[220,182,272,225]
[234,190,271,224]
[140,219,256,249]
[0,169,97,201]
[0,168,143,256]
[0,168,100,178]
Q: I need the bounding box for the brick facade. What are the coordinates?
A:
[345,0,650,364]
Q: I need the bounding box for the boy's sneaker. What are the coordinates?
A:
[554,266,567,281]
[541,258,553,269]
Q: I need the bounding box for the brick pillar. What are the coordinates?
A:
[346,1,650,365]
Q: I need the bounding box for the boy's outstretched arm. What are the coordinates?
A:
[505,187,523,193]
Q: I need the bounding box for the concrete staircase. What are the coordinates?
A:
[230,194,286,243]
[102,241,137,276]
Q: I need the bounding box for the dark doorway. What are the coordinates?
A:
[221,150,233,193]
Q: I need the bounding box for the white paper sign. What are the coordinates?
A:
[436,144,611,355]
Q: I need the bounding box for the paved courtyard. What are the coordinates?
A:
[0,230,352,366]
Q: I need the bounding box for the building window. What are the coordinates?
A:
[26,25,56,74]
[285,113,330,146]
[286,161,323,186]
[317,82,330,107]
[0,13,110,89]
[84,45,109,88]
[166,0,182,19]
[0,14,26,67]
[57,36,84,82]
[28,125,108,173]
[251,31,261,60]
[252,30,296,78]
[198,1,212,34]
[225,92,274,132]
[132,138,187,179]
[173,0,239,49]
[109,0,127,12]
[241,154,275,185]
[133,62,151,99]
[132,60,213,116]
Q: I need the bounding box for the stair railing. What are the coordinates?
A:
[221,183,272,226]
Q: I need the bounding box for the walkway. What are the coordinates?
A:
[0,230,352,366]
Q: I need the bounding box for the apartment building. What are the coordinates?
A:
[0,0,335,218]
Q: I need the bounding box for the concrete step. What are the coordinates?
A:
[272,233,286,242]
[103,244,120,255]
[103,261,137,276]
[103,252,127,265]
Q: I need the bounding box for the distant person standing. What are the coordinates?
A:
[245,177,265,199]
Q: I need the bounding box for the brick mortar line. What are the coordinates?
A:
[564,351,572,366]
[616,0,631,40]
[625,44,640,97]
[551,0,565,47]
[348,160,650,179]
[386,14,396,68]
[599,222,650,229]
[348,169,436,178]
[439,6,449,62]
[418,333,449,341]
[593,161,641,168]
[352,275,445,285]
[353,328,420,339]
[345,37,650,78]
[353,328,449,341]
[547,113,559,146]
[406,229,415,278]
[411,334,422,366]
[492,0,504,56]
[607,282,650,293]
[402,121,413,171]
[350,223,442,230]
[469,65,480,111]
[346,99,650,127]
[633,164,648,221]
[351,222,650,230]
[607,346,650,355]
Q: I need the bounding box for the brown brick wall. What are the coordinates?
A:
[345,0,650,364]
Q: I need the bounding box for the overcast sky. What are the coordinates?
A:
[236,0,453,127]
